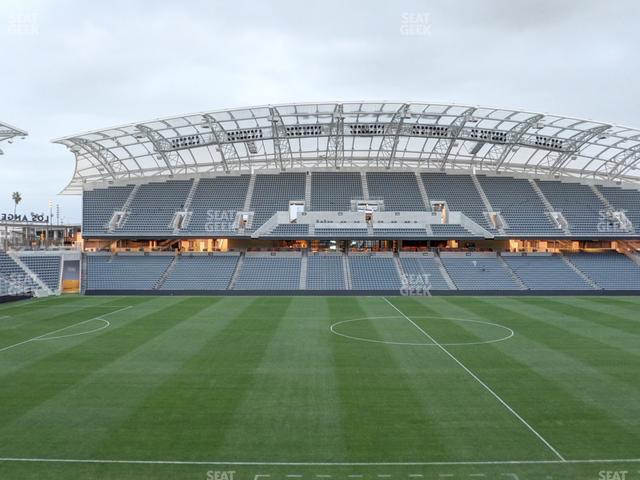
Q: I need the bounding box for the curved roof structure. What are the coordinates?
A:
[53,102,640,193]
[0,121,27,144]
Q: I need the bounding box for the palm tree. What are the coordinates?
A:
[11,192,22,216]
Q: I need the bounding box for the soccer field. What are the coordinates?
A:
[0,295,638,480]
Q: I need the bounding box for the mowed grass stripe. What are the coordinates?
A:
[217,297,346,461]
[0,294,638,479]
[0,297,131,346]
[0,297,225,459]
[519,296,640,338]
[94,297,291,460]
[486,298,640,436]
[381,296,564,461]
[539,297,640,356]
[579,296,640,314]
[438,296,640,459]
[0,297,199,449]
[328,296,453,462]
[506,297,640,387]
[0,300,143,377]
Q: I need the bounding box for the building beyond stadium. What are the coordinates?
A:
[12,102,640,295]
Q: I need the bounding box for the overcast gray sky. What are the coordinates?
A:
[1,0,639,223]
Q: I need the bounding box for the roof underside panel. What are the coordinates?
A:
[52,102,640,193]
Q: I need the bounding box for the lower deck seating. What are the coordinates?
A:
[372,228,427,237]
[399,256,451,290]
[566,252,640,290]
[431,224,475,237]
[348,255,402,290]
[19,256,61,291]
[315,228,369,237]
[441,256,520,290]
[160,255,238,290]
[0,252,38,292]
[234,256,301,290]
[307,255,346,290]
[86,255,172,290]
[82,251,640,293]
[502,255,591,290]
[268,224,309,237]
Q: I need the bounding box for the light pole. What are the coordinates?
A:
[48,199,53,248]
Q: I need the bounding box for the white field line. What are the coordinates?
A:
[0,305,132,353]
[3,304,134,312]
[330,316,514,347]
[0,457,639,466]
[32,319,111,342]
[382,297,566,463]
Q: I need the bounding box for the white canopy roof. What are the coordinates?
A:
[0,121,27,143]
[53,102,640,193]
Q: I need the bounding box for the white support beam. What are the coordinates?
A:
[202,114,241,173]
[325,104,345,168]
[435,107,476,169]
[135,124,187,175]
[268,106,293,171]
[491,114,545,171]
[546,124,610,175]
[379,103,410,168]
[596,143,640,181]
[67,137,125,180]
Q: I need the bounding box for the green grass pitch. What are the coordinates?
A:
[0,294,638,480]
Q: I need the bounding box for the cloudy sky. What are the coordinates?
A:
[1,0,639,223]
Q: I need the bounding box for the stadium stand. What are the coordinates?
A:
[315,227,369,237]
[160,254,239,290]
[249,173,306,229]
[234,254,302,290]
[477,176,559,235]
[348,255,402,290]
[186,176,250,234]
[372,228,428,237]
[267,224,309,237]
[440,254,522,290]
[0,252,38,292]
[19,255,61,292]
[421,173,494,230]
[430,224,475,237]
[86,254,173,290]
[55,102,640,295]
[596,185,640,232]
[399,254,452,290]
[83,184,134,235]
[565,252,640,290]
[120,180,193,234]
[310,172,362,211]
[501,254,592,290]
[366,172,426,211]
[535,180,610,236]
[307,254,346,290]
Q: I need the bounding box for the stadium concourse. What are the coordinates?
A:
[4,102,640,296]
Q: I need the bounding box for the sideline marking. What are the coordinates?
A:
[0,305,132,353]
[0,457,638,466]
[330,315,514,346]
[382,297,566,462]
